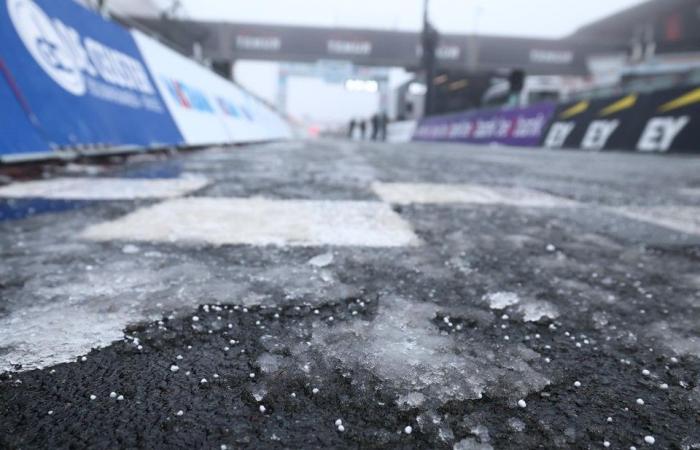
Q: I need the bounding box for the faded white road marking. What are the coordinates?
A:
[679,188,700,198]
[81,198,420,247]
[372,182,576,207]
[0,175,208,200]
[611,206,700,236]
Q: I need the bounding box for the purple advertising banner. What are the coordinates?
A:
[413,102,556,147]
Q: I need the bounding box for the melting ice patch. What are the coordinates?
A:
[0,302,127,373]
[484,292,558,322]
[517,300,559,322]
[647,319,700,358]
[0,250,361,373]
[485,292,520,310]
[298,297,549,405]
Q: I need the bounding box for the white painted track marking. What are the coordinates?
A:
[611,206,700,236]
[81,198,420,248]
[372,182,577,207]
[0,176,209,200]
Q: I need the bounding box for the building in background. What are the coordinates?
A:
[572,0,700,98]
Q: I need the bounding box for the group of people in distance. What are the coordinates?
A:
[348,112,389,141]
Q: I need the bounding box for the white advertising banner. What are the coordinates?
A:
[132,30,292,146]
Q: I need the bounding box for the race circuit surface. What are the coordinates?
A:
[1,140,700,449]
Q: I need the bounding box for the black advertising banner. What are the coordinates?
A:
[541,85,700,153]
[636,87,700,153]
[542,97,625,151]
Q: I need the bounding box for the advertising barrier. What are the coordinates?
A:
[413,102,555,147]
[0,58,50,157]
[0,0,183,155]
[0,0,292,161]
[542,86,700,153]
[132,30,292,147]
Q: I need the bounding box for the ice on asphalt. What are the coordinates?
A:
[0,235,360,372]
[291,297,550,406]
[484,291,558,322]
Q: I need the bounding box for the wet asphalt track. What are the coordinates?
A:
[1,140,700,449]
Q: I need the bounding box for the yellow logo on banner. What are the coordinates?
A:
[658,88,700,113]
[599,94,637,116]
[559,101,589,119]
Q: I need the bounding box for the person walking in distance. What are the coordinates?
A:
[380,112,389,141]
[371,113,380,141]
[359,119,367,140]
[348,118,357,139]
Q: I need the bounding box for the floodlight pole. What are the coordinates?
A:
[421,0,439,117]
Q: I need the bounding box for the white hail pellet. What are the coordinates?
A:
[192,316,199,322]
[249,373,255,378]
[291,393,296,398]
[48,410,54,415]
[259,405,266,413]
[170,365,179,372]
[335,419,342,426]
[117,395,124,401]
[659,383,668,390]
[89,395,96,400]
[404,426,412,434]
[81,356,87,362]
[312,388,319,394]
[201,378,208,384]
[603,441,610,448]
[110,392,117,398]
[213,374,219,379]
[176,355,183,360]
[574,381,582,387]
[636,398,644,405]
[642,369,650,376]
[518,399,527,408]
[176,410,184,416]
[338,425,345,432]
[644,436,655,444]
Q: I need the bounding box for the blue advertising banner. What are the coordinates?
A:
[0,58,50,156]
[0,0,183,155]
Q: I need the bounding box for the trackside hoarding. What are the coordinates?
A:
[132,30,293,146]
[413,103,556,147]
[0,58,50,156]
[543,86,700,153]
[0,0,183,154]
